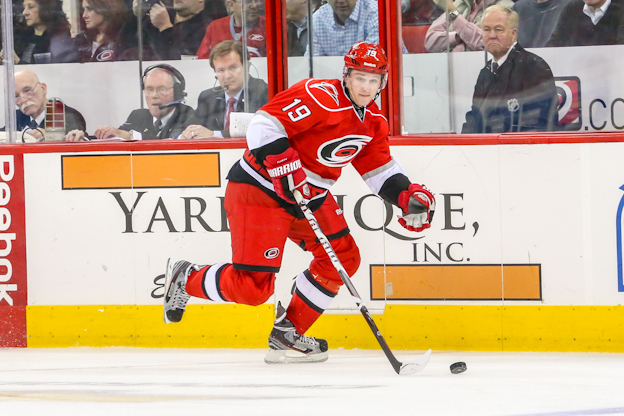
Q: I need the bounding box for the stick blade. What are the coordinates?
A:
[398,349,432,375]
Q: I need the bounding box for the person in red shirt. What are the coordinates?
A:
[163,42,436,364]
[196,0,266,58]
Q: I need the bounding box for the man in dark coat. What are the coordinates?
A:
[174,40,269,139]
[67,64,193,141]
[8,70,86,142]
[462,5,558,134]
[138,0,228,60]
[546,0,624,47]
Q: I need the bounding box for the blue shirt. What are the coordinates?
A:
[309,0,380,56]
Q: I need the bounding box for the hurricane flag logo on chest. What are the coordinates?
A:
[317,135,373,167]
[309,82,340,106]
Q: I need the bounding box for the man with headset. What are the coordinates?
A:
[67,64,194,141]
[173,40,268,139]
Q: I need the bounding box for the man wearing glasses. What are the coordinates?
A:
[176,40,268,139]
[68,64,194,141]
[196,0,266,58]
[10,70,86,142]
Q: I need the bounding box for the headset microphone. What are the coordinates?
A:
[158,99,185,109]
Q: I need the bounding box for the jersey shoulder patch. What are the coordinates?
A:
[304,79,351,112]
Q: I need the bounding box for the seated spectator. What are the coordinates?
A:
[513,0,571,48]
[9,0,77,64]
[174,40,268,139]
[546,0,624,46]
[10,70,86,141]
[133,0,227,60]
[425,0,513,52]
[196,0,266,58]
[287,0,310,56]
[309,0,379,56]
[74,0,132,61]
[402,0,443,25]
[67,64,194,141]
[462,5,558,133]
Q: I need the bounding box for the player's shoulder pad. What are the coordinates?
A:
[303,79,352,112]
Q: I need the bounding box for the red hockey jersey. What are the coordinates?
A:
[196,15,266,58]
[239,78,406,201]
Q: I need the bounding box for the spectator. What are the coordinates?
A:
[309,0,379,56]
[425,0,513,52]
[286,0,310,56]
[11,70,86,141]
[513,0,571,48]
[462,5,558,133]
[74,0,131,61]
[8,0,77,64]
[67,64,194,141]
[546,0,624,46]
[134,0,227,60]
[196,0,267,58]
[175,40,268,139]
[402,0,442,25]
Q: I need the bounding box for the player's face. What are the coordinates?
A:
[15,71,47,118]
[82,0,105,30]
[213,51,245,96]
[327,0,357,22]
[143,70,176,119]
[345,70,382,107]
[22,0,42,28]
[481,11,517,61]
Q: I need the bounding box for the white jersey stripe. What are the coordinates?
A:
[363,158,408,195]
[246,112,287,150]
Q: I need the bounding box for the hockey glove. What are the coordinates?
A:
[265,147,322,204]
[398,184,436,232]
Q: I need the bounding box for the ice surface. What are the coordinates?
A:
[1,348,623,416]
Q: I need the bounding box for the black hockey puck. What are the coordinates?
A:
[450,362,467,374]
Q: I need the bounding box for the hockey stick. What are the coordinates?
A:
[294,190,432,375]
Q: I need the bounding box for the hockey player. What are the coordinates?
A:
[163,41,435,364]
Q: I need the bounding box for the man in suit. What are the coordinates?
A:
[12,70,86,142]
[176,40,268,139]
[68,64,194,141]
[462,5,558,134]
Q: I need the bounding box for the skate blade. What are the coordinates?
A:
[398,349,432,375]
[162,258,174,324]
[264,349,329,364]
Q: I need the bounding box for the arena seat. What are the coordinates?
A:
[402,24,430,54]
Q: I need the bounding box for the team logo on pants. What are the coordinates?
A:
[264,248,280,259]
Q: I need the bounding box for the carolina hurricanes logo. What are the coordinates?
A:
[264,248,280,259]
[317,135,373,167]
[309,82,340,106]
[248,34,264,41]
[96,49,114,61]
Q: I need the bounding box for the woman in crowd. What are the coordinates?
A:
[7,0,77,64]
[74,0,132,61]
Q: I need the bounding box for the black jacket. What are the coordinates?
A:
[287,20,308,56]
[15,104,86,133]
[547,0,624,46]
[462,44,559,134]
[174,77,269,138]
[14,27,78,64]
[143,3,228,60]
[119,104,195,139]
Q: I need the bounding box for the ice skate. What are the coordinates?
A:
[264,302,328,364]
[163,259,200,324]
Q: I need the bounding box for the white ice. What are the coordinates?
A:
[1,348,623,416]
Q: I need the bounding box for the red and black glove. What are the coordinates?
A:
[398,184,436,232]
[265,147,324,203]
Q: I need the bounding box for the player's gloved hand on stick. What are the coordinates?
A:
[398,184,436,232]
[265,147,324,204]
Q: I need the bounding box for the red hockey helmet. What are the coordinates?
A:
[343,42,389,90]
